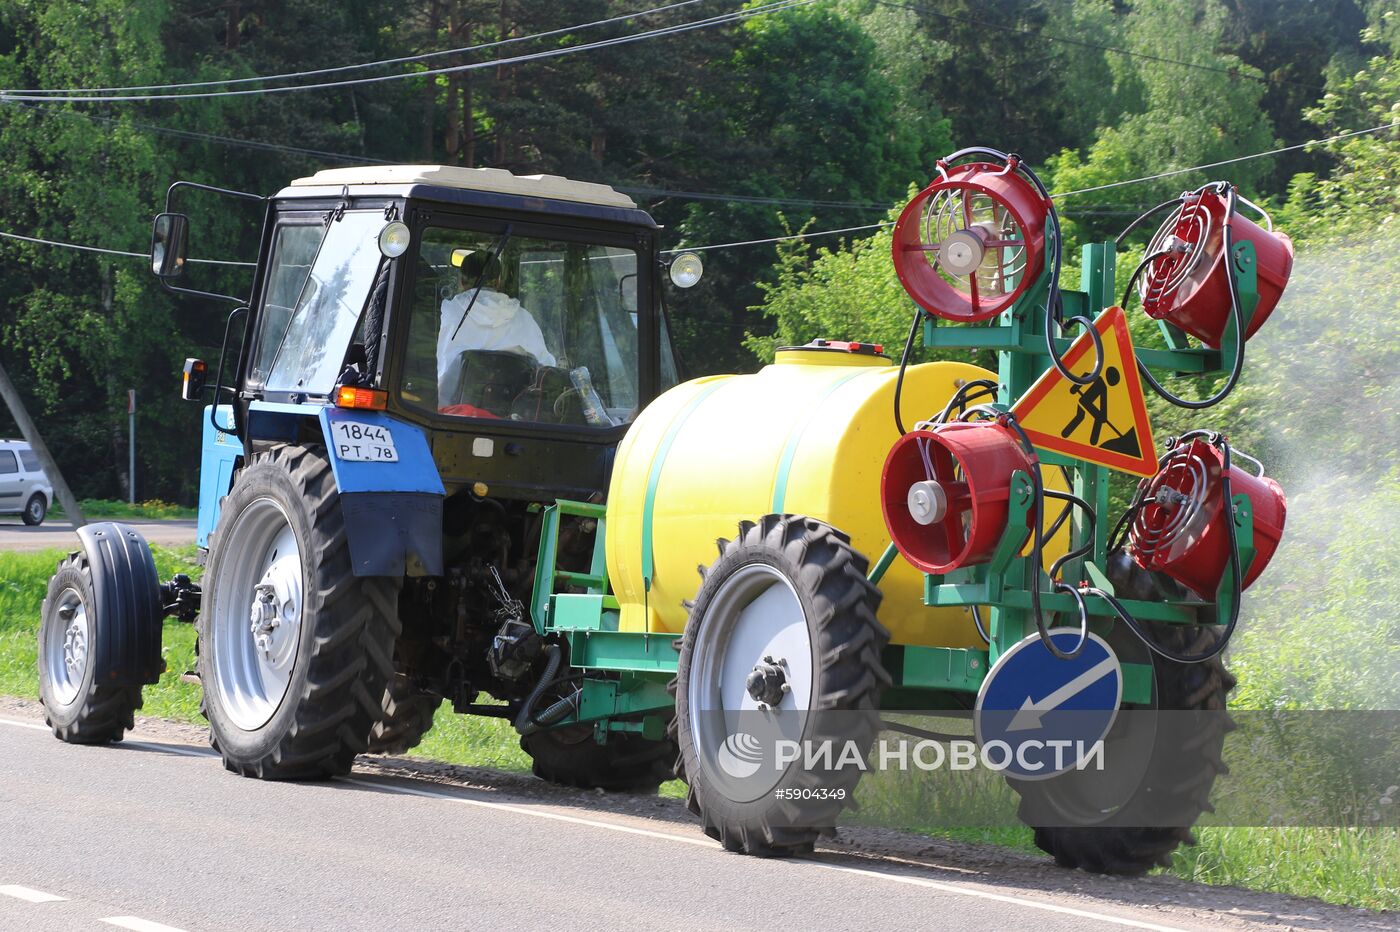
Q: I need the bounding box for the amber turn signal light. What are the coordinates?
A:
[336,385,388,410]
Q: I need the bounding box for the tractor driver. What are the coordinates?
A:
[436,249,556,407]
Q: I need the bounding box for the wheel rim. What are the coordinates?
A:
[44,587,89,706]
[211,497,304,731]
[687,563,814,801]
[27,498,42,522]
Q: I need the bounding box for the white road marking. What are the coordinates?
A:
[0,884,65,903]
[341,776,714,847]
[0,716,50,733]
[100,917,189,932]
[343,775,1193,932]
[1,716,1196,931]
[800,859,1193,932]
[122,740,218,759]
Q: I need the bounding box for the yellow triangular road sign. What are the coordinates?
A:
[1011,306,1158,476]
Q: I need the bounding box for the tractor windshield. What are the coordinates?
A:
[252,210,384,395]
[401,226,646,427]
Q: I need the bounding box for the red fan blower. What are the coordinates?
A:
[1138,187,1294,349]
[881,421,1038,575]
[1128,438,1287,599]
[892,159,1049,323]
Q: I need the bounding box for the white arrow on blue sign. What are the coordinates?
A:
[975,630,1123,780]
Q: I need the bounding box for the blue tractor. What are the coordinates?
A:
[37,165,689,787]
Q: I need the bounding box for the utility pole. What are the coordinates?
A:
[128,389,136,505]
[0,358,86,527]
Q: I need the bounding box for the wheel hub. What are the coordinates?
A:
[248,564,300,671]
[212,497,304,731]
[63,616,88,680]
[745,655,790,709]
[44,589,89,706]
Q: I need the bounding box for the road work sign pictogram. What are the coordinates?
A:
[1011,305,1158,476]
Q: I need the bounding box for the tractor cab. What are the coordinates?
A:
[161,165,684,508]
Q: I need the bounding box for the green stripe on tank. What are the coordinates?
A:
[770,369,871,513]
[641,380,726,590]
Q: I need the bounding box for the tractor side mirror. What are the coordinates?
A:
[151,213,190,279]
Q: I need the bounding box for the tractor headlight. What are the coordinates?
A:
[378,221,411,258]
[669,251,704,288]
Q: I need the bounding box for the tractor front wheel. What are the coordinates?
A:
[38,551,146,743]
[199,445,400,779]
[673,515,888,856]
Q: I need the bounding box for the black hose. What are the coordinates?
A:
[1114,196,1187,248]
[1125,183,1247,410]
[1087,430,1243,664]
[892,307,923,435]
[1042,209,1106,388]
[1038,467,1078,544]
[514,644,562,734]
[932,378,999,426]
[959,405,1088,660]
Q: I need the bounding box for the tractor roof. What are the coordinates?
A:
[286,165,637,210]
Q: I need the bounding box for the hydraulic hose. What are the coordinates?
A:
[959,405,1089,660]
[1084,430,1243,664]
[892,307,923,435]
[514,644,581,735]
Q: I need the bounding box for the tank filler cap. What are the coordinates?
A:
[775,339,888,356]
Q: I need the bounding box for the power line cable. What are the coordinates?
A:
[668,120,1400,250]
[1054,119,1400,198]
[8,121,1393,261]
[0,229,252,265]
[12,100,892,211]
[0,0,814,104]
[875,0,1322,94]
[8,0,712,96]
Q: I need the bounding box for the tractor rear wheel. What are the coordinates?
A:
[1010,556,1235,875]
[367,672,439,755]
[672,515,888,856]
[521,725,675,792]
[199,445,401,779]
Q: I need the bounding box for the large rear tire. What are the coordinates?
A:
[200,445,401,779]
[672,515,888,856]
[367,671,439,755]
[1011,555,1235,874]
[521,725,675,792]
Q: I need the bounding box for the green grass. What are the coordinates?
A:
[49,499,196,521]
[0,545,1392,910]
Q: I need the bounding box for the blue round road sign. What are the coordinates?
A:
[975,630,1123,780]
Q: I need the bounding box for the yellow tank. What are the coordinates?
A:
[604,346,1067,648]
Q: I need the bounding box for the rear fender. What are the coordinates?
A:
[317,408,445,577]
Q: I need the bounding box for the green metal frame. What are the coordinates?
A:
[525,236,1264,724]
[532,499,676,735]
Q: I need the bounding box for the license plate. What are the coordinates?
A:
[332,420,399,463]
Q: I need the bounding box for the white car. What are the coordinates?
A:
[0,439,54,525]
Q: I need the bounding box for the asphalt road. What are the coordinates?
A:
[0,704,1391,932]
[0,518,196,553]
